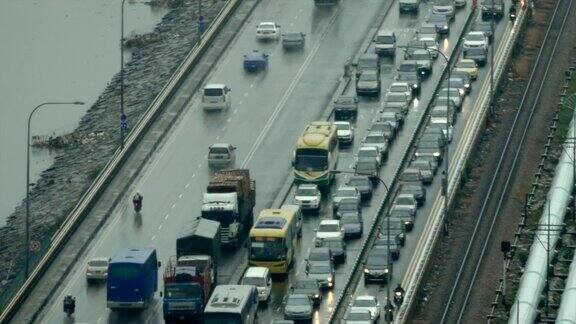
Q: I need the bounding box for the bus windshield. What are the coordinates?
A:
[203,314,242,324]
[295,148,328,171]
[250,238,285,261]
[165,284,202,299]
[109,264,141,281]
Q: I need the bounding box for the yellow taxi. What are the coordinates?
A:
[454,59,479,79]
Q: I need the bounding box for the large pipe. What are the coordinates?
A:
[556,249,576,323]
[508,115,575,323]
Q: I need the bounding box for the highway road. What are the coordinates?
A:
[344,9,512,324]
[34,0,511,323]
[36,0,396,322]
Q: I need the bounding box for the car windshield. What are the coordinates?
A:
[466,48,486,55]
[376,35,394,43]
[367,253,386,266]
[297,187,317,196]
[403,172,420,182]
[365,135,383,143]
[204,88,223,96]
[386,93,406,102]
[251,238,284,261]
[347,311,372,320]
[336,123,350,131]
[353,299,376,307]
[358,57,378,68]
[348,178,369,186]
[359,149,377,158]
[209,147,230,154]
[411,52,430,60]
[390,85,407,92]
[458,61,476,68]
[287,296,310,306]
[336,97,356,105]
[359,73,378,81]
[420,26,436,34]
[88,260,108,267]
[392,208,413,217]
[242,277,265,286]
[294,280,317,289]
[413,161,429,169]
[419,141,439,149]
[468,33,485,41]
[398,74,417,82]
[337,188,356,197]
[423,39,437,47]
[318,224,339,232]
[356,161,376,172]
[284,33,302,40]
[294,148,328,171]
[309,249,330,261]
[428,15,447,23]
[259,23,275,29]
[398,63,416,72]
[309,264,330,274]
[341,214,360,223]
[474,23,491,32]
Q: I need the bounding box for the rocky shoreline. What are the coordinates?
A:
[0,0,226,305]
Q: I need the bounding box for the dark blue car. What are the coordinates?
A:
[243,50,268,72]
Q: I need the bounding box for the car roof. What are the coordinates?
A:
[205,83,227,89]
[355,295,377,301]
[377,30,395,37]
[468,31,485,36]
[210,143,231,148]
[259,21,276,26]
[244,267,269,278]
[298,183,318,190]
[89,256,110,262]
[320,219,340,225]
[459,59,476,64]
[245,51,266,59]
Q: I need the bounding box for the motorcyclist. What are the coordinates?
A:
[394,284,405,305]
[63,294,76,315]
[509,4,517,20]
[132,192,143,211]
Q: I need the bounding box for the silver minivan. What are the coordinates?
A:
[202,83,231,111]
[207,143,236,167]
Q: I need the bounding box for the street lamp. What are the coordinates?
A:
[25,101,84,277]
[329,169,394,321]
[120,0,128,149]
[399,45,451,234]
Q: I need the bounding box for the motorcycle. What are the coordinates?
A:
[394,290,405,306]
[63,295,75,316]
[133,200,142,213]
[509,6,517,21]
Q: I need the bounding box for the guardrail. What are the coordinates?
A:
[396,6,529,323]
[328,4,478,322]
[0,0,246,322]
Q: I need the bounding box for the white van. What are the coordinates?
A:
[207,143,236,167]
[242,267,272,303]
[202,84,231,111]
[281,204,303,238]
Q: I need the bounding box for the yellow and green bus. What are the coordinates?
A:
[248,209,298,274]
[292,121,339,187]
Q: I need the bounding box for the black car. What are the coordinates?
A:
[356,53,380,77]
[335,197,361,220]
[320,237,347,263]
[334,95,358,121]
[390,205,416,231]
[481,0,504,20]
[415,140,443,161]
[370,121,396,143]
[340,212,364,238]
[364,248,392,283]
[426,14,450,35]
[380,217,405,245]
[464,47,488,66]
[374,236,401,260]
[347,175,374,199]
[282,32,306,49]
[415,155,438,174]
[400,183,426,206]
[291,278,322,307]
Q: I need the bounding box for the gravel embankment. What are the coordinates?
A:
[0,0,226,304]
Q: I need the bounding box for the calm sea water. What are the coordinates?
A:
[0,0,169,225]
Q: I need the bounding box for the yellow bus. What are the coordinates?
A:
[248,209,298,274]
[292,121,339,187]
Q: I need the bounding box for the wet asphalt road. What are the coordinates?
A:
[35,0,511,322]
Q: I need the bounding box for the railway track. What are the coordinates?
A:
[439,0,574,322]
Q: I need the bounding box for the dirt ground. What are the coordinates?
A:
[411,0,576,323]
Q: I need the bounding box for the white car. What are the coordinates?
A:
[350,295,381,321]
[418,36,440,59]
[334,121,354,144]
[242,267,272,303]
[429,118,454,141]
[356,146,381,166]
[256,22,281,41]
[463,31,488,51]
[388,82,413,101]
[315,219,344,240]
[294,184,321,212]
[454,0,466,7]
[85,257,110,282]
[333,186,360,211]
[344,309,374,324]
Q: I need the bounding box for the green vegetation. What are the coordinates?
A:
[555,76,576,144]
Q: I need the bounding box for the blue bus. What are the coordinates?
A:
[107,247,160,309]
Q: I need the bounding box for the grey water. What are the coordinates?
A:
[0,0,169,225]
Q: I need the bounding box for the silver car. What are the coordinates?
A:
[294,184,321,212]
[362,131,389,160]
[333,186,360,211]
[86,257,110,282]
[284,294,313,320]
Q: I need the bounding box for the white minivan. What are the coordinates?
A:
[207,143,236,167]
[242,267,272,303]
[202,84,231,111]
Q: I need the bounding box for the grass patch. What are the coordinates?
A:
[554,77,576,143]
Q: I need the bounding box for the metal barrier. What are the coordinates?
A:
[0,0,245,322]
[396,6,529,323]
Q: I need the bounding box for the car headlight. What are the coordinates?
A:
[364,269,370,274]
[433,152,441,157]
[464,83,470,88]
[404,221,411,225]
[384,269,389,273]
[458,89,465,95]
[412,84,419,89]
[328,276,333,282]
[314,294,320,299]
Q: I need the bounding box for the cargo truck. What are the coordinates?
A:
[163,218,220,323]
[201,169,256,248]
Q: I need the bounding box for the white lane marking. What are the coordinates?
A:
[158,224,163,230]
[227,117,232,122]
[241,6,342,167]
[179,193,183,199]
[223,126,227,131]
[151,235,156,241]
[250,84,254,88]
[233,109,238,114]
[197,163,202,169]
[165,214,170,220]
[185,183,190,189]
[294,15,298,19]
[97,317,102,323]
[244,92,248,97]
[290,22,294,27]
[216,135,220,140]
[191,174,196,178]
[171,204,176,209]
[238,100,243,105]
